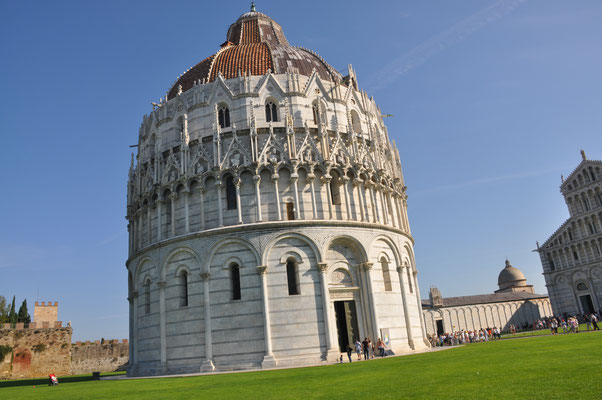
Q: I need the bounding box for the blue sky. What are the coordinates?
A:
[1,0,601,341]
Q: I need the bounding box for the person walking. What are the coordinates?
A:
[355,339,362,360]
[377,338,386,357]
[346,345,353,363]
[361,337,370,360]
[590,313,600,331]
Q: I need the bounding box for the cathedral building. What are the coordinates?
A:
[422,260,552,335]
[125,5,428,376]
[537,151,602,316]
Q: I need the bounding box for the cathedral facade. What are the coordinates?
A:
[125,6,428,376]
[537,151,602,316]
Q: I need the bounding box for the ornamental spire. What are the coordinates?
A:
[251,2,256,12]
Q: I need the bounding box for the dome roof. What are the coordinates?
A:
[497,260,526,286]
[167,5,343,100]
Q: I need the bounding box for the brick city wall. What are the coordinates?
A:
[0,323,129,379]
[70,339,129,374]
[0,323,72,379]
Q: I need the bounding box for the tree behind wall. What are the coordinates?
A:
[8,296,17,325]
[0,296,8,323]
[17,299,31,324]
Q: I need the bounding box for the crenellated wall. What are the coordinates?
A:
[0,325,72,379]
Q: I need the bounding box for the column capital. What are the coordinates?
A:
[200,272,211,281]
[271,174,279,182]
[128,291,138,302]
[169,193,178,201]
[215,180,223,188]
[317,263,328,273]
[361,262,374,271]
[253,174,261,184]
[307,173,315,182]
[157,281,167,288]
[341,176,350,183]
[257,265,268,275]
[233,178,242,187]
[353,178,363,187]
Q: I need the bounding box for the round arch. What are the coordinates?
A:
[261,232,321,266]
[207,237,260,274]
[159,246,202,281]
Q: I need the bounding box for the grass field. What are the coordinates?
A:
[2,332,600,399]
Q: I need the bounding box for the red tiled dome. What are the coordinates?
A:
[167,8,342,99]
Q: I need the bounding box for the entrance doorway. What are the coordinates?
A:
[334,300,360,353]
[579,295,594,315]
[436,320,444,335]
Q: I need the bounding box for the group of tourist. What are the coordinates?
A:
[339,337,388,363]
[429,327,502,347]
[431,312,600,347]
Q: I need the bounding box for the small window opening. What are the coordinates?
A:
[265,101,278,122]
[226,176,237,210]
[312,104,320,125]
[218,106,230,128]
[380,257,392,292]
[330,176,341,205]
[180,271,189,307]
[573,251,579,261]
[547,255,555,271]
[144,280,151,314]
[286,259,299,295]
[577,282,587,291]
[286,202,295,220]
[231,264,241,300]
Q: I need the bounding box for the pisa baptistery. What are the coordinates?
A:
[126,5,429,376]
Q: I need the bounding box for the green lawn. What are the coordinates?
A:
[2,332,600,399]
[502,323,591,338]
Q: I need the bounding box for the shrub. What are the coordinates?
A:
[0,345,12,361]
[33,344,46,353]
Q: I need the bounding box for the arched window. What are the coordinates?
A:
[265,101,278,122]
[286,259,299,295]
[576,282,587,291]
[380,257,392,292]
[350,110,361,134]
[231,264,241,300]
[218,105,230,128]
[225,176,237,210]
[286,202,295,220]
[547,254,555,271]
[582,195,590,211]
[179,271,189,307]
[144,279,151,314]
[330,174,341,205]
[312,103,320,125]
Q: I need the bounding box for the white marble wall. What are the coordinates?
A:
[422,298,553,335]
[126,225,427,376]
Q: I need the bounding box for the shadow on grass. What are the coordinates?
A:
[0,371,125,388]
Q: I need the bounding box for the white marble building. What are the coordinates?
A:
[537,151,602,316]
[125,6,429,376]
[422,260,552,335]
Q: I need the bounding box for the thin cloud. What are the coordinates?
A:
[366,0,528,91]
[412,165,570,196]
